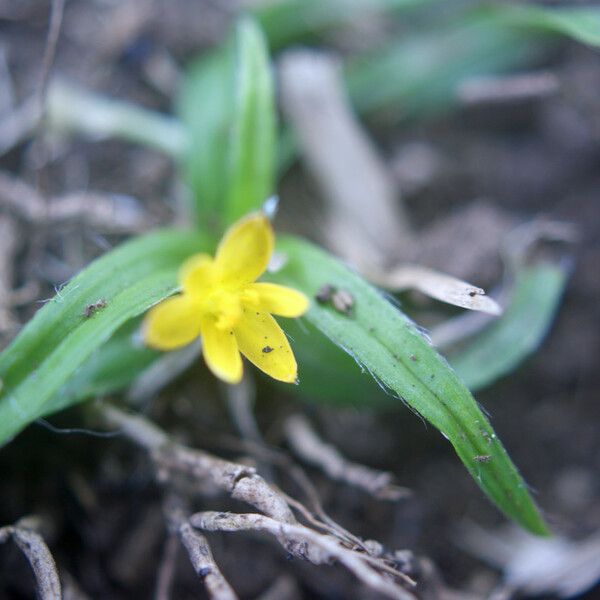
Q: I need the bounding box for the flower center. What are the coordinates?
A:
[200,287,243,330]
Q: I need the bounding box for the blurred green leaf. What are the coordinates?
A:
[178,46,233,231]
[255,0,435,49]
[48,82,187,158]
[0,229,208,445]
[478,5,600,47]
[345,20,538,119]
[269,235,549,535]
[178,16,275,231]
[226,17,276,225]
[451,263,568,392]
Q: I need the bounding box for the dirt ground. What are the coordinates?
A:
[0,2,599,599]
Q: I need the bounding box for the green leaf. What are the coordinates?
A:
[41,318,159,416]
[48,82,187,158]
[178,16,275,230]
[344,5,600,120]
[451,263,568,392]
[225,17,276,225]
[0,229,208,445]
[41,302,388,416]
[478,5,600,47]
[282,318,391,408]
[344,20,538,119]
[178,46,234,231]
[270,235,549,535]
[255,0,435,49]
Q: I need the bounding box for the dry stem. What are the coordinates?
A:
[0,172,148,232]
[0,518,62,600]
[164,495,238,600]
[284,414,410,501]
[97,405,417,599]
[191,511,416,600]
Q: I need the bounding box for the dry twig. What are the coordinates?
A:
[0,0,64,155]
[215,435,373,551]
[97,405,417,599]
[164,495,238,600]
[0,172,148,232]
[178,522,238,600]
[37,0,65,113]
[0,517,62,600]
[154,533,179,600]
[98,404,295,524]
[284,414,410,501]
[191,511,416,600]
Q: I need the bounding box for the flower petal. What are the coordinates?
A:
[245,282,309,317]
[215,213,274,285]
[200,317,243,384]
[143,295,201,350]
[234,309,297,383]
[179,253,218,296]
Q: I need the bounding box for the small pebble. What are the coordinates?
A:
[332,289,354,315]
[315,284,335,304]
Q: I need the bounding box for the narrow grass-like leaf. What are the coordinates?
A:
[178,46,234,230]
[225,17,276,224]
[48,82,187,158]
[0,229,208,445]
[178,17,275,230]
[451,263,568,392]
[282,318,389,408]
[270,236,548,535]
[42,319,158,416]
[345,21,538,119]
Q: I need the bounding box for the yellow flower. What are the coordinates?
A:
[143,213,309,384]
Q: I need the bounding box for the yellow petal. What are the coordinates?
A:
[200,317,243,384]
[143,294,201,350]
[179,253,218,296]
[234,309,297,383]
[215,213,274,285]
[245,282,309,317]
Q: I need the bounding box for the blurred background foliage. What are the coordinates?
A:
[42,0,594,408]
[1,0,600,596]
